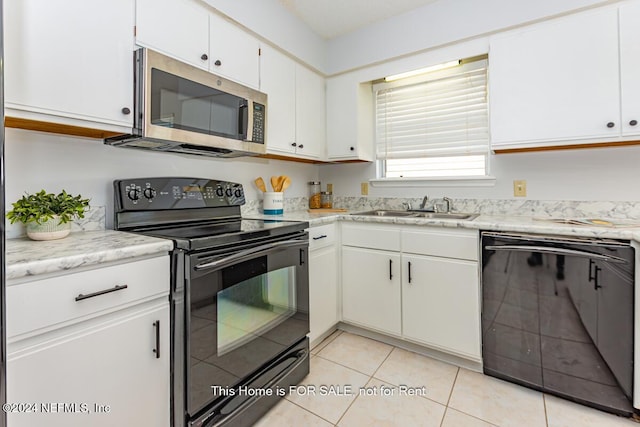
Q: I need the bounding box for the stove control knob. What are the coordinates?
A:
[143,188,157,200]
[127,188,141,201]
[234,189,242,198]
[225,188,233,197]
[216,187,224,197]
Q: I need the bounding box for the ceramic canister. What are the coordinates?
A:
[263,192,284,215]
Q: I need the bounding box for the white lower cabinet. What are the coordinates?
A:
[6,255,170,427]
[308,224,339,343]
[402,254,480,357]
[342,247,401,336]
[341,223,481,360]
[7,303,169,427]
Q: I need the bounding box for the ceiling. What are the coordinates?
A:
[279,0,440,39]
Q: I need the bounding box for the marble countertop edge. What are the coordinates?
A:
[6,230,174,281]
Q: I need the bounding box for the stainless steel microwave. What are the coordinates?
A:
[105,48,267,158]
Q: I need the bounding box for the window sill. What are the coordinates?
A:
[370,176,496,188]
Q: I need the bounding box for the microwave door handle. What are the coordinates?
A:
[238,101,249,140]
[484,244,627,264]
[194,239,306,271]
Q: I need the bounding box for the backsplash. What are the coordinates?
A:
[333,197,640,219]
[243,196,640,220]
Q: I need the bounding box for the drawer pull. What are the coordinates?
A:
[312,235,328,240]
[153,320,161,359]
[75,284,128,302]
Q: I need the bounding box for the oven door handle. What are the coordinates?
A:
[484,244,627,264]
[194,239,307,271]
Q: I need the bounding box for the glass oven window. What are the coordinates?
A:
[217,266,296,355]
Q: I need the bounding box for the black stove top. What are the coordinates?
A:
[113,177,308,251]
[135,218,308,251]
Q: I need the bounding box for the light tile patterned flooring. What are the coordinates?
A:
[255,330,638,427]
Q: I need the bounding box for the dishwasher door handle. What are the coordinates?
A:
[484,245,628,264]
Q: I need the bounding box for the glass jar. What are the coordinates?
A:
[308,181,321,209]
[320,192,333,209]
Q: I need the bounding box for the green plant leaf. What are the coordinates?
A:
[6,190,90,225]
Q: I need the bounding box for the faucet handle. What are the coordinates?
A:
[402,201,412,210]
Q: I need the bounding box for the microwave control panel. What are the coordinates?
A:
[252,102,265,144]
[115,177,245,210]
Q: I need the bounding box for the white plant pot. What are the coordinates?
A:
[26,216,71,241]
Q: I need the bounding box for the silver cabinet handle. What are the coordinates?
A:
[75,284,128,302]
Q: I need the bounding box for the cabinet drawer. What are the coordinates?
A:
[402,228,478,261]
[342,223,400,251]
[7,256,169,338]
[309,223,337,251]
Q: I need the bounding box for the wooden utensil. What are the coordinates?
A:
[280,176,291,192]
[270,176,279,192]
[254,177,267,192]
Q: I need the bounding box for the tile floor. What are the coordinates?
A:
[255,330,638,427]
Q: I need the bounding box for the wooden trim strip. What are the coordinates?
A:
[5,117,122,139]
[6,116,373,164]
[494,140,640,154]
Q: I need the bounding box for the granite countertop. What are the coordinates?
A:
[246,210,640,242]
[5,230,174,281]
[8,210,640,282]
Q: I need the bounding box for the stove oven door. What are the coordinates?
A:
[184,233,309,426]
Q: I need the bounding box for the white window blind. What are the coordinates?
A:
[375,58,489,178]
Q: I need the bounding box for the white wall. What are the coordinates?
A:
[5,129,319,234]
[319,145,640,201]
[326,0,613,74]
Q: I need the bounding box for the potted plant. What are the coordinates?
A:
[6,190,90,241]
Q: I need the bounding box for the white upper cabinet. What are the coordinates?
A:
[489,8,621,149]
[135,0,209,70]
[260,45,326,160]
[136,0,260,89]
[4,0,135,129]
[209,12,260,89]
[260,45,297,154]
[326,75,375,161]
[619,1,640,137]
[295,64,326,159]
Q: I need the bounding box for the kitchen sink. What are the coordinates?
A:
[353,210,417,217]
[411,212,479,220]
[352,210,478,220]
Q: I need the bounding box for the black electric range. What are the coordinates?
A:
[114,177,310,427]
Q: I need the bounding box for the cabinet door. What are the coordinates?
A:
[260,45,297,155]
[309,246,338,343]
[489,8,620,148]
[294,65,326,159]
[619,1,640,137]
[4,0,134,127]
[402,254,480,358]
[326,77,374,161]
[342,247,401,336]
[209,12,260,88]
[136,0,209,69]
[7,304,170,427]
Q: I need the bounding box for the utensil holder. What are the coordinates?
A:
[263,192,284,215]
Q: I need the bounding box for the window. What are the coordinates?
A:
[375,57,489,179]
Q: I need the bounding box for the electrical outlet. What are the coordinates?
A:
[514,180,527,197]
[326,183,333,193]
[361,182,369,196]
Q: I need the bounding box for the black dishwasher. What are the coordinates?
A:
[481,231,635,416]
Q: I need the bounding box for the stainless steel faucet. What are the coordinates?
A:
[434,197,453,213]
[443,197,453,213]
[419,195,429,210]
